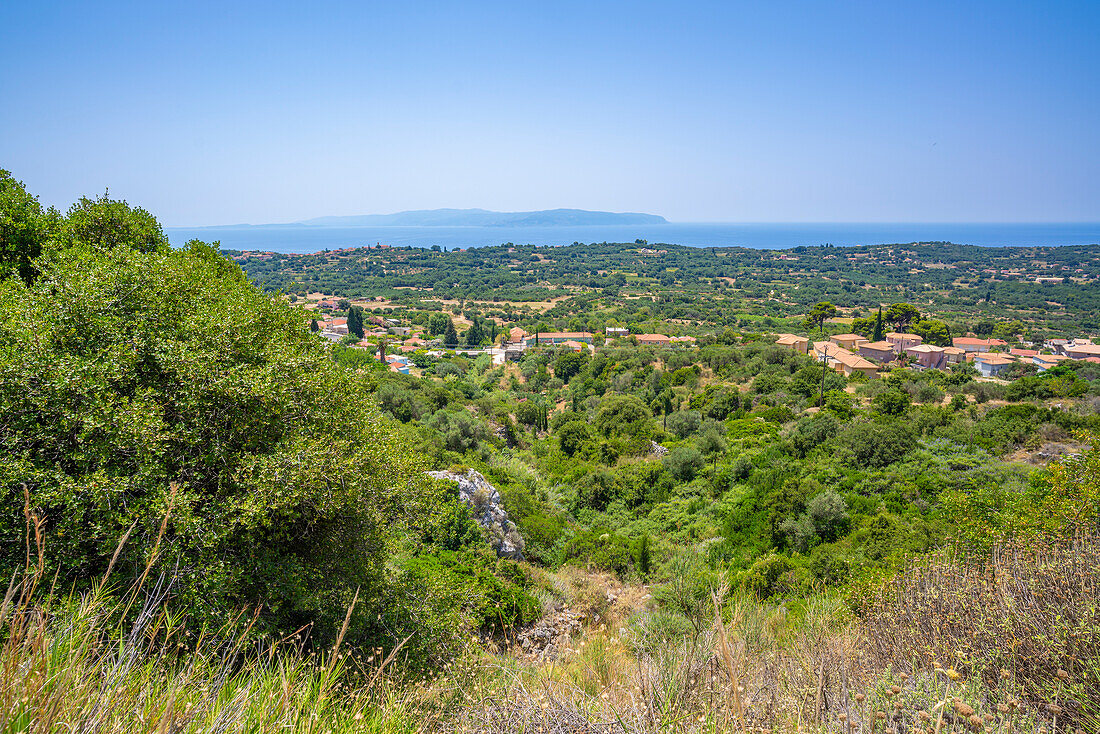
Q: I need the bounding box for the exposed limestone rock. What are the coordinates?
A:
[427,469,525,560]
[513,609,586,661]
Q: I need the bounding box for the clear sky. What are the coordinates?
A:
[2,1,1098,225]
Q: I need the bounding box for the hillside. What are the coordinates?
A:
[1,169,1098,732]
[232,240,1100,335]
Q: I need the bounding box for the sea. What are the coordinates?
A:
[165,222,1100,254]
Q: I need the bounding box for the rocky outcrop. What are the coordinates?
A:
[513,609,586,661]
[427,469,525,560]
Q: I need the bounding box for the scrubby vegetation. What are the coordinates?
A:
[2,169,1099,732]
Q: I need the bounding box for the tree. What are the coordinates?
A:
[347,305,365,338]
[594,395,652,437]
[663,445,705,482]
[912,318,950,346]
[443,318,458,347]
[464,317,484,347]
[992,320,1024,341]
[840,421,916,468]
[872,389,912,416]
[0,236,438,652]
[873,307,884,341]
[57,191,167,253]
[554,351,588,381]
[804,302,837,337]
[428,312,450,335]
[0,169,56,285]
[851,316,876,338]
[557,420,593,457]
[697,426,727,465]
[885,303,921,332]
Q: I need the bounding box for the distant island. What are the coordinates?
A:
[299,208,668,227]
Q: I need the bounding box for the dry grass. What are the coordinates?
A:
[2,496,1094,733]
[449,540,1098,733]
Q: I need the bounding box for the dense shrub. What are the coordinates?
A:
[0,233,466,656]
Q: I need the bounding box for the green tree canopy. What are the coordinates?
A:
[885,302,921,332]
[912,318,951,346]
[0,169,57,285]
[803,302,837,337]
[0,232,453,652]
[443,318,458,347]
[347,304,365,338]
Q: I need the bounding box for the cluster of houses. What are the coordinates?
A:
[777,332,1100,379]
[501,327,696,351]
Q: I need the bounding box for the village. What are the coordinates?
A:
[303,292,1100,384]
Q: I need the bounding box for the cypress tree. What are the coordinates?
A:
[465,318,483,346]
[347,306,364,338]
[443,318,458,348]
[873,307,884,341]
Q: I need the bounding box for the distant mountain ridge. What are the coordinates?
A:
[299,208,667,227]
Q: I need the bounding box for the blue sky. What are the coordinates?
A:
[1,0,1098,225]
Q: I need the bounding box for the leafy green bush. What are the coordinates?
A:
[663,445,705,482]
[562,528,635,577]
[0,234,458,654]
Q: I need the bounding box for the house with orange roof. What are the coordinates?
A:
[886,332,922,353]
[524,331,593,346]
[858,340,896,363]
[1034,353,1071,372]
[635,333,672,345]
[953,337,1008,353]
[1064,343,1100,360]
[830,333,867,351]
[813,342,879,378]
[974,353,1014,378]
[775,333,810,354]
[943,346,966,364]
[905,344,947,370]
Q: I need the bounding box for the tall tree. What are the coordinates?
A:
[873,307,884,341]
[465,317,484,347]
[347,305,364,338]
[885,303,921,332]
[443,318,458,347]
[804,302,838,338]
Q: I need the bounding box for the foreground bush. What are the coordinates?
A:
[0,185,508,661]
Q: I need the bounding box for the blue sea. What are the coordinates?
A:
[166,222,1100,254]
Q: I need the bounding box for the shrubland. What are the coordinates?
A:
[2,168,1099,732]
